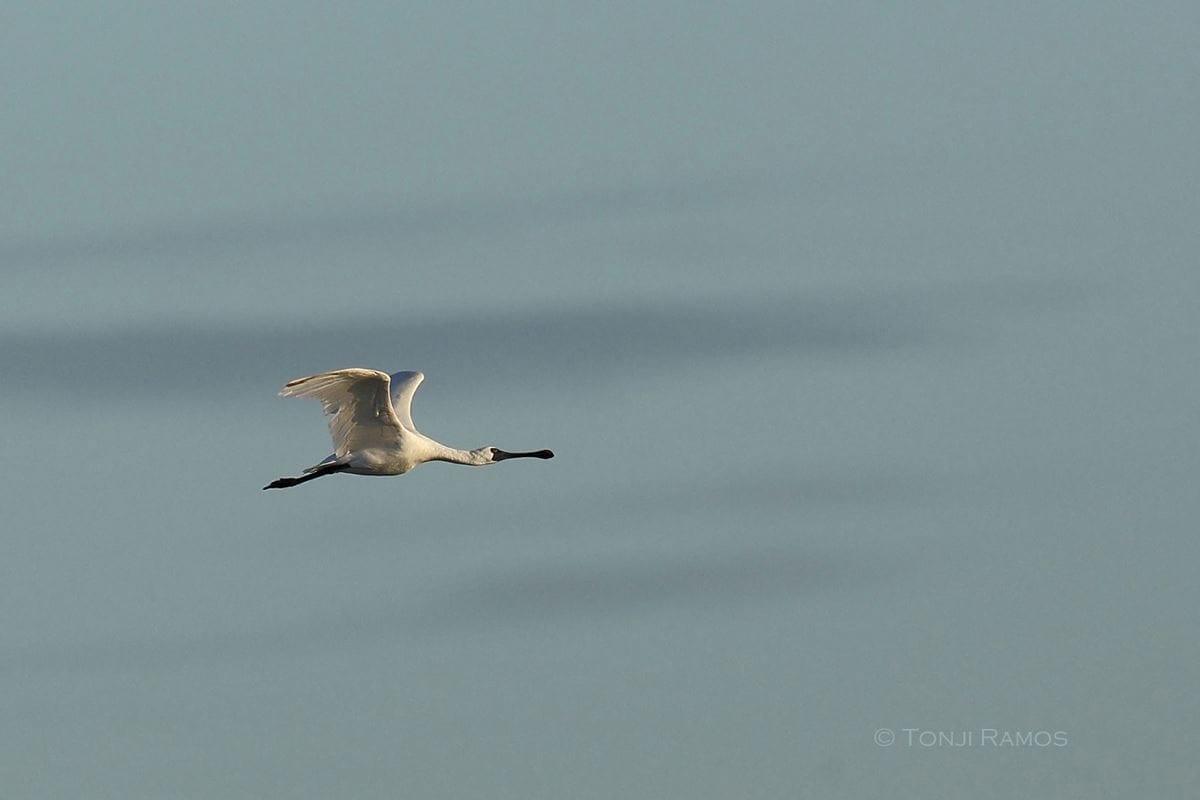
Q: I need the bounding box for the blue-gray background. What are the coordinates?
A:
[3,3,1197,797]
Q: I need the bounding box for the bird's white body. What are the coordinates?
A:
[264,368,553,489]
[334,437,492,476]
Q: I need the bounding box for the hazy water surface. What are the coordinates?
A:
[4,3,1199,798]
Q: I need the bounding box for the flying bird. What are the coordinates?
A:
[264,368,554,490]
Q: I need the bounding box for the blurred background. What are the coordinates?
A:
[3,2,1197,797]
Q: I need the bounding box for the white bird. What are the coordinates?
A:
[264,368,554,490]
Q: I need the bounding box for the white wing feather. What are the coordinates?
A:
[388,371,425,433]
[279,368,405,457]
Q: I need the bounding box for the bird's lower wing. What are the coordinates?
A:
[280,368,406,457]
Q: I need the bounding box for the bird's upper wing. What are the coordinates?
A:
[279,368,405,457]
[388,371,425,433]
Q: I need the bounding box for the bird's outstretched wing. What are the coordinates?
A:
[279,368,405,457]
[388,371,425,433]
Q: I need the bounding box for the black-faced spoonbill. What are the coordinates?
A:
[263,368,554,490]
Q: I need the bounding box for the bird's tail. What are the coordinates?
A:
[302,454,340,474]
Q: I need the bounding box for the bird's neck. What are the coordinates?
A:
[424,442,490,466]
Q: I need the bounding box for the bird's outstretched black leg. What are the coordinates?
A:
[262,462,349,490]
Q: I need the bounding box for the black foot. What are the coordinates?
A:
[263,476,300,490]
